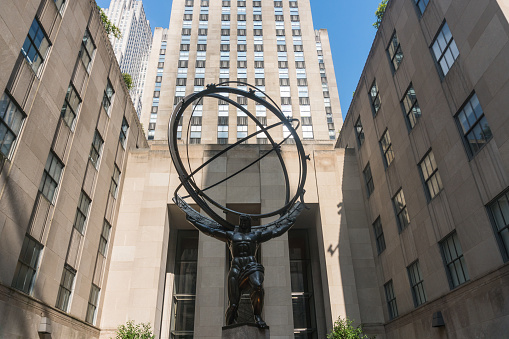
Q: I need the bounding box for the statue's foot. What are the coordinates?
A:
[255,316,267,329]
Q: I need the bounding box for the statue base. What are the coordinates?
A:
[222,323,270,339]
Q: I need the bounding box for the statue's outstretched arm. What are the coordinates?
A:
[259,202,304,242]
[186,215,229,242]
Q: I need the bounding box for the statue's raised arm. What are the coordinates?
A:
[259,201,305,242]
[174,195,229,242]
[186,214,229,242]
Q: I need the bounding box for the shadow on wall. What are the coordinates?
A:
[327,202,343,257]
[0,174,47,339]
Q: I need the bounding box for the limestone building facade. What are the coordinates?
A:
[103,0,152,116]
[0,0,146,337]
[338,0,509,337]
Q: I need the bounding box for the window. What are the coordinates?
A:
[21,18,50,73]
[79,29,95,70]
[55,265,76,312]
[299,97,309,105]
[440,232,470,288]
[289,230,317,338]
[54,0,66,11]
[12,235,43,294]
[98,220,112,257]
[373,218,386,254]
[387,32,403,71]
[489,189,509,260]
[274,1,282,7]
[432,22,459,77]
[198,28,207,35]
[60,85,81,128]
[384,280,398,320]
[110,164,121,198]
[419,151,443,200]
[369,80,381,115]
[39,152,64,202]
[393,189,409,231]
[89,130,104,168]
[414,0,429,15]
[102,80,114,113]
[354,117,364,147]
[0,93,25,158]
[363,163,374,197]
[380,130,394,167]
[171,231,198,338]
[407,261,426,307]
[402,85,421,129]
[456,93,492,157]
[73,191,91,234]
[279,78,289,86]
[255,78,265,86]
[85,284,100,324]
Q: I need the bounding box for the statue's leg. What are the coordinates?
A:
[249,271,267,328]
[225,268,241,325]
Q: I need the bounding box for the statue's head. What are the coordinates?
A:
[239,215,252,233]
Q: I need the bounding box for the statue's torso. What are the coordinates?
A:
[229,232,259,268]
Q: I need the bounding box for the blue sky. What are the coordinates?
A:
[96,0,382,120]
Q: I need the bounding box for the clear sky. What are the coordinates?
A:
[96,0,382,120]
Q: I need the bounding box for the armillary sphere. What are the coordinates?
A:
[168,81,308,231]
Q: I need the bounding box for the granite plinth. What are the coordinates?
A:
[222,323,270,339]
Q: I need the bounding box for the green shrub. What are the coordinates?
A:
[113,320,155,339]
[327,316,374,339]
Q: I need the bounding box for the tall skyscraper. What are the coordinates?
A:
[103,0,152,116]
[139,0,342,143]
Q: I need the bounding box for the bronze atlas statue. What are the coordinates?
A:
[168,82,308,328]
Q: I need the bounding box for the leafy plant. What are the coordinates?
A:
[373,0,388,29]
[112,320,155,339]
[98,6,122,39]
[327,317,374,339]
[123,73,133,90]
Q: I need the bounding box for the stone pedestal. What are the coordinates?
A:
[222,324,270,339]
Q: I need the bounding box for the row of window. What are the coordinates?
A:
[9,12,130,326]
[184,0,298,8]
[383,231,468,319]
